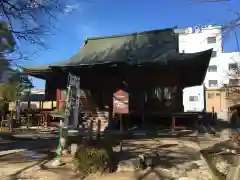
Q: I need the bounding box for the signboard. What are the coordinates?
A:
[113,90,129,114]
[64,73,80,127]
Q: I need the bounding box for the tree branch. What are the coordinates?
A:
[0,0,66,50]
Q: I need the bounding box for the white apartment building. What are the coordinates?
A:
[175,25,240,115]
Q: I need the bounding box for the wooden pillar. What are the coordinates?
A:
[171,86,184,112]
[108,99,113,130]
[176,86,184,112]
[212,106,215,125]
[27,101,30,110]
[172,115,175,130]
[107,90,114,130]
[180,87,184,112]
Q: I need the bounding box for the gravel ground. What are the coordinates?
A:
[0,137,213,180]
[114,138,212,180]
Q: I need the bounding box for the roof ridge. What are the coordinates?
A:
[88,27,176,41]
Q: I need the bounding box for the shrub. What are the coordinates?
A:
[73,139,116,175]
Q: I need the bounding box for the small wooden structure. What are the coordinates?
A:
[23,28,212,130]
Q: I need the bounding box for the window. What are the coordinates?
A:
[164,87,172,100]
[207,36,216,44]
[151,87,173,100]
[211,51,217,58]
[229,79,239,86]
[208,80,218,87]
[208,93,214,99]
[189,96,198,101]
[208,65,217,72]
[152,87,162,101]
[229,63,238,71]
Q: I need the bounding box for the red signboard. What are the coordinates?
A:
[113,90,129,114]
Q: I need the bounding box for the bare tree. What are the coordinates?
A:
[192,0,239,31]
[1,0,63,45]
[193,0,240,85]
[0,0,78,60]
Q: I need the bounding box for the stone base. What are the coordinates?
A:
[220,129,232,141]
[43,158,64,168]
[70,143,78,156]
[116,158,143,172]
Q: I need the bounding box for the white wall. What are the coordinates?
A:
[177,25,222,112]
[178,25,240,113]
[204,52,240,88]
[179,27,222,54]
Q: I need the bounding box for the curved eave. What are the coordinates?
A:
[23,69,52,79]
[52,49,213,68]
[22,49,212,88]
[180,49,212,87]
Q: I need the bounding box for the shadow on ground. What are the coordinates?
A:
[114,139,201,179]
[214,119,231,132]
[201,140,240,180]
[0,135,58,153]
[1,150,56,180]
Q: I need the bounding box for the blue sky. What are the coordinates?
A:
[19,0,240,88]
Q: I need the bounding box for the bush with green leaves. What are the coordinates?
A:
[73,139,116,175]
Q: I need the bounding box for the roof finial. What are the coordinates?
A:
[84,36,88,46]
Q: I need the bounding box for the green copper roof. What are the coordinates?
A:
[23,27,213,87]
[24,27,179,71]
